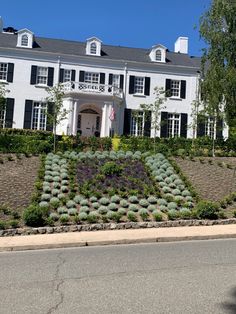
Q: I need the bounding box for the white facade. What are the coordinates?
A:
[0,19,227,139]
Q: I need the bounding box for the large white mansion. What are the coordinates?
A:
[0,18,227,138]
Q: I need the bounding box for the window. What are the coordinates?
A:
[134,77,144,94]
[167,113,180,137]
[205,117,215,139]
[31,102,47,130]
[21,34,29,47]
[0,63,8,81]
[63,69,72,82]
[112,74,120,88]
[0,108,5,128]
[36,67,48,85]
[130,111,144,136]
[96,116,100,131]
[90,42,97,54]
[170,80,180,97]
[84,72,99,84]
[155,49,162,61]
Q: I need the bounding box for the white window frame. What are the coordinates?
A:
[130,111,144,136]
[36,67,48,85]
[31,102,47,130]
[167,113,180,137]
[134,77,145,95]
[170,80,181,98]
[63,69,72,82]
[0,108,5,128]
[112,74,120,88]
[21,34,29,47]
[205,117,215,139]
[90,42,97,55]
[84,72,99,84]
[155,49,162,61]
[0,63,8,81]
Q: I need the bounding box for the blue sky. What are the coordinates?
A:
[1,0,211,56]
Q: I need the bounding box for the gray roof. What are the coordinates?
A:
[0,32,201,69]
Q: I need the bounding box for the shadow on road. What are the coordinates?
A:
[220,287,236,313]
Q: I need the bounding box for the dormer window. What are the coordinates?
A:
[90,42,97,54]
[155,49,162,61]
[21,34,29,47]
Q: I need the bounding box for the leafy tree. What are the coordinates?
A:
[46,84,69,152]
[199,0,236,131]
[0,84,8,112]
[137,86,166,152]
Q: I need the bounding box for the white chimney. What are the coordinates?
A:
[174,37,188,54]
[0,17,3,33]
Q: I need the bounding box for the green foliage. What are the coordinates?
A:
[194,200,220,219]
[60,214,70,224]
[152,210,163,221]
[139,208,149,221]
[87,211,100,223]
[23,205,48,227]
[179,208,192,219]
[127,210,137,222]
[167,209,179,220]
[100,161,123,176]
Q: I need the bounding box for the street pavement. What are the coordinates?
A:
[0,239,236,313]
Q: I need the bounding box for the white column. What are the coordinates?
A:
[56,98,72,135]
[72,100,79,135]
[100,103,107,137]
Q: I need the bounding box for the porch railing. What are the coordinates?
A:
[62,81,123,98]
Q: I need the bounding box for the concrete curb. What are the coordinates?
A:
[1,224,236,252]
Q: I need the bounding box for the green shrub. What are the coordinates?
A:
[108,203,117,211]
[68,208,77,216]
[89,196,98,203]
[60,214,70,223]
[120,199,129,208]
[167,202,178,210]
[80,206,90,213]
[127,211,137,222]
[106,210,121,222]
[117,208,126,216]
[50,197,60,209]
[179,208,192,219]
[139,208,149,221]
[9,220,19,228]
[23,205,48,227]
[147,196,157,204]
[152,210,163,221]
[74,195,83,204]
[49,212,59,221]
[87,211,100,223]
[78,212,88,221]
[128,204,139,212]
[110,195,120,204]
[98,206,108,215]
[128,196,139,204]
[0,220,6,230]
[100,161,123,176]
[139,199,149,208]
[99,197,110,205]
[66,200,76,208]
[195,201,220,219]
[80,199,89,206]
[167,209,179,220]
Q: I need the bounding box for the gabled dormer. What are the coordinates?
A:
[17,28,34,48]
[149,44,166,63]
[86,37,102,56]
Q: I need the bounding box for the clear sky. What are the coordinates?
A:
[1,0,211,56]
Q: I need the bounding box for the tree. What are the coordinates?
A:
[0,84,8,112]
[199,0,236,131]
[137,86,166,152]
[46,84,69,152]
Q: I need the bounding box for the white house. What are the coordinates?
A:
[0,17,227,139]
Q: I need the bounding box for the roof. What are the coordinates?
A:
[0,32,201,69]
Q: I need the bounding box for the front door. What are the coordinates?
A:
[80,113,99,136]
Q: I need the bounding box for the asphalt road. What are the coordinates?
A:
[0,239,236,314]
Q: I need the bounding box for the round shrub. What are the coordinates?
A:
[52,171,60,177]
[39,201,49,209]
[87,211,100,223]
[80,206,90,213]
[127,211,137,222]
[53,176,61,182]
[147,205,156,212]
[50,197,60,208]
[128,204,139,212]
[52,189,60,196]
[61,186,69,193]
[68,208,77,216]
[110,195,120,204]
[185,196,193,202]
[43,181,50,187]
[139,208,149,221]
[172,189,181,196]
[194,200,220,219]
[174,179,183,186]
[57,206,68,214]
[78,212,87,221]
[147,196,157,204]
[106,211,121,222]
[167,209,179,220]
[52,182,61,189]
[43,186,51,193]
[60,172,69,180]
[92,202,100,209]
[158,199,168,206]
[169,182,176,189]
[174,195,184,202]
[108,203,117,211]
[89,196,98,203]
[120,199,129,208]
[41,195,51,204]
[179,208,192,219]
[117,208,126,216]
[128,196,139,204]
[98,206,108,215]
[139,199,149,208]
[49,212,59,221]
[60,214,70,224]
[61,180,69,186]
[58,193,66,200]
[74,195,83,204]
[152,210,163,221]
[162,186,171,194]
[99,197,110,206]
[44,175,53,182]
[66,200,76,208]
[178,184,185,191]
[80,199,89,206]
[167,202,178,210]
[155,176,163,182]
[159,182,167,188]
[23,205,48,227]
[165,177,172,184]
[170,174,179,181]
[182,190,191,197]
[159,205,168,212]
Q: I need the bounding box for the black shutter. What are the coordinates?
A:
[47,67,54,87]
[216,118,223,139]
[7,63,14,83]
[144,110,151,137]
[108,74,113,85]
[129,76,135,94]
[5,98,14,128]
[160,111,168,138]
[119,75,124,89]
[165,79,171,97]
[79,71,85,82]
[180,113,188,138]
[144,77,151,96]
[59,69,64,83]
[197,115,206,137]
[100,73,105,84]
[180,80,186,99]
[24,100,33,129]
[30,65,37,85]
[71,70,76,81]
[123,108,131,135]
[46,102,54,131]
